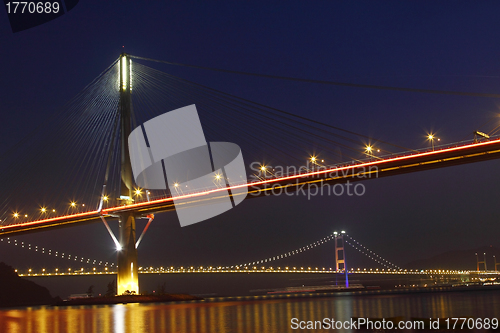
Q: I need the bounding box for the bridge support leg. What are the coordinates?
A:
[117,213,139,295]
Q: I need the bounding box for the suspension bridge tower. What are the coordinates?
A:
[334,231,348,287]
[116,53,139,295]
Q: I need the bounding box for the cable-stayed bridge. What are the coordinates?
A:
[1,54,500,294]
[1,137,500,236]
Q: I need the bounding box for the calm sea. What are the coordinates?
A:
[0,290,499,332]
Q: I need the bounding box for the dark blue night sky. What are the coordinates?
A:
[1,1,500,281]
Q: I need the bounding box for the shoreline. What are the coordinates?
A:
[47,284,500,307]
[54,294,202,306]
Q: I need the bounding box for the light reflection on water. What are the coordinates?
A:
[1,290,499,333]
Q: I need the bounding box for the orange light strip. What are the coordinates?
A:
[4,138,500,231]
[0,210,100,230]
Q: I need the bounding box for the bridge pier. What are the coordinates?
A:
[117,213,139,295]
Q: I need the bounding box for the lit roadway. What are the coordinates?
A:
[2,137,500,237]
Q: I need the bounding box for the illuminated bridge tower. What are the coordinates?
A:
[334,231,348,287]
[117,53,139,295]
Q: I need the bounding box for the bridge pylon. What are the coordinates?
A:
[334,230,348,287]
[476,252,487,272]
[116,53,139,295]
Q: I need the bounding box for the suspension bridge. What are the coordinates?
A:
[1,54,500,294]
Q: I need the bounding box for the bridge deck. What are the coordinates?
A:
[2,138,500,236]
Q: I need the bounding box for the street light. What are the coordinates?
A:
[365,145,377,160]
[365,145,381,156]
[427,134,440,151]
[260,165,267,177]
